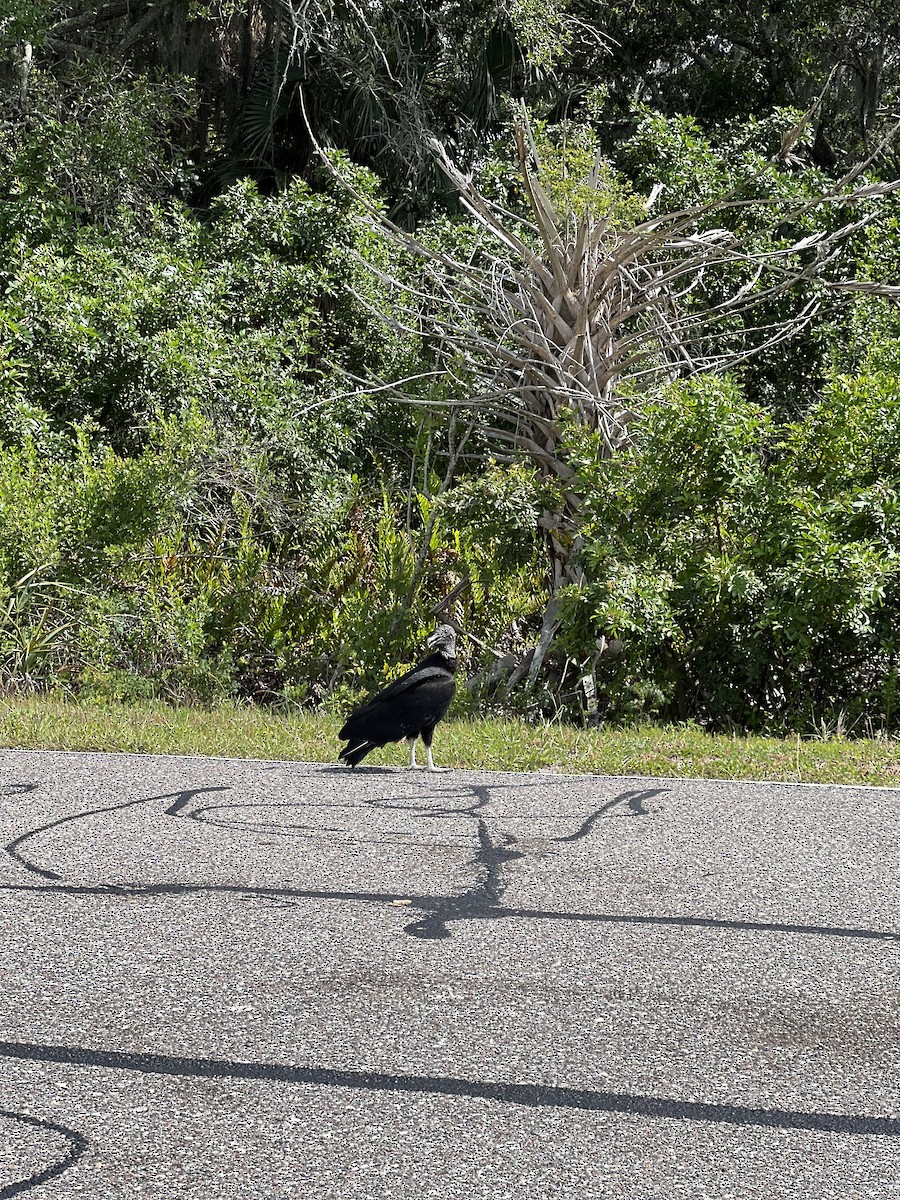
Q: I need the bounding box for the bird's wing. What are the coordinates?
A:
[339,666,453,741]
[372,664,452,703]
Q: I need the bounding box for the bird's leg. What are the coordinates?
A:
[425,744,450,773]
[420,725,449,773]
[407,737,424,769]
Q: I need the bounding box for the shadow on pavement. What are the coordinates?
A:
[0,1107,87,1200]
[0,1039,897,1137]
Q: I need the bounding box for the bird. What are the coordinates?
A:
[338,625,457,771]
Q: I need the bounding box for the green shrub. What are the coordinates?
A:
[567,373,900,731]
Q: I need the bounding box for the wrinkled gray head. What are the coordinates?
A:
[426,624,457,657]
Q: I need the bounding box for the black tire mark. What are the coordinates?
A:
[0,1109,87,1199]
[0,1041,895,1136]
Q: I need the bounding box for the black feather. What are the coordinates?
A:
[338,647,457,767]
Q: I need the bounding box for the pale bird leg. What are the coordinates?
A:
[425,745,450,773]
[407,737,424,769]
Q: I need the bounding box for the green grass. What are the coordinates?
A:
[2,695,900,785]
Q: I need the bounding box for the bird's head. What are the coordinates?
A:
[426,624,457,658]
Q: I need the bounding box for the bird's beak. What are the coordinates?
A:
[427,627,454,648]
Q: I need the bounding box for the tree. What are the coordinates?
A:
[1,0,590,211]
[567,1,900,166]
[330,111,900,677]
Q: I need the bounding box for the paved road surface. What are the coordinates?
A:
[0,748,898,1198]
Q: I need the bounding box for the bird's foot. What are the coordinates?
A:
[425,764,451,773]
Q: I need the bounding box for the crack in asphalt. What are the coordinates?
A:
[3,781,897,944]
[3,781,665,942]
[0,876,896,941]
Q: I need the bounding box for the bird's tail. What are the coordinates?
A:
[339,740,376,768]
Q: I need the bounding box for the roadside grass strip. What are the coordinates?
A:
[2,696,899,784]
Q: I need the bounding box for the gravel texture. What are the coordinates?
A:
[1,749,899,1198]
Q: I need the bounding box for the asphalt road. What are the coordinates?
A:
[0,748,898,1199]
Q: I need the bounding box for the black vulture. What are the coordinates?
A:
[338,625,457,771]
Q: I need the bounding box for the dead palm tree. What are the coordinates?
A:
[329,111,900,677]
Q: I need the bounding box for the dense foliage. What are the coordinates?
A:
[2,2,900,735]
[566,372,900,731]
